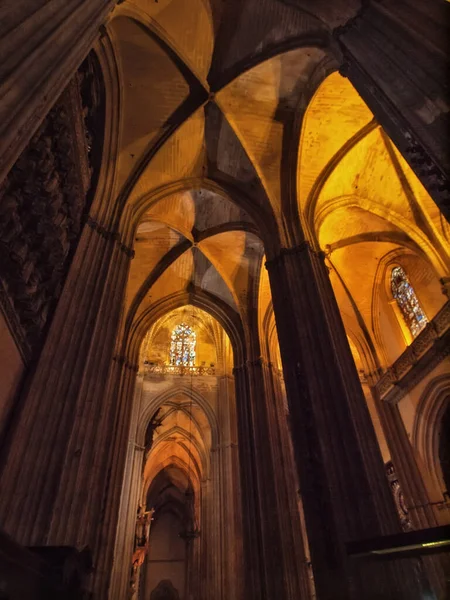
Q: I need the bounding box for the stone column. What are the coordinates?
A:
[0,0,115,183]
[334,0,450,220]
[267,362,311,589]
[232,364,265,600]
[233,355,310,600]
[216,375,243,600]
[108,374,145,600]
[371,390,450,599]
[92,351,140,598]
[0,216,132,592]
[265,242,425,600]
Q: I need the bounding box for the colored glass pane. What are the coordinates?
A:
[169,323,196,366]
[391,266,427,338]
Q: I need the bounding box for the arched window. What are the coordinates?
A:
[391,266,428,338]
[169,323,196,366]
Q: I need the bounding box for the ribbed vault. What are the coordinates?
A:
[108,0,449,412]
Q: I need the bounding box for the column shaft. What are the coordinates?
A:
[234,356,310,600]
[233,365,265,600]
[0,219,132,592]
[108,375,145,600]
[266,242,424,600]
[93,355,140,598]
[216,375,243,600]
[372,392,450,598]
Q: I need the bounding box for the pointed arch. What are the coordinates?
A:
[412,375,450,495]
[126,289,246,370]
[137,384,219,450]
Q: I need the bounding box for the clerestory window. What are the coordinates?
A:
[390,266,427,338]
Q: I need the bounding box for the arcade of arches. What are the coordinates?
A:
[0,1,449,599]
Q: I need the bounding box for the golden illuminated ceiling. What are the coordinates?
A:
[108,0,449,371]
[301,73,450,368]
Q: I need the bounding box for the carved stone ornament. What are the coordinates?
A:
[403,131,450,217]
[376,302,450,404]
[0,53,104,357]
[385,461,412,532]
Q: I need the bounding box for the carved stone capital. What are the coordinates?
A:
[440,277,450,299]
[117,241,135,259]
[85,216,112,241]
[232,363,246,375]
[265,241,311,270]
[85,217,134,258]
[247,357,266,368]
[112,354,125,366]
[113,354,138,372]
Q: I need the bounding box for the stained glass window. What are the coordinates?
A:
[169,323,196,366]
[391,266,428,338]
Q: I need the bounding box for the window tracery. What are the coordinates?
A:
[169,323,196,366]
[391,266,427,338]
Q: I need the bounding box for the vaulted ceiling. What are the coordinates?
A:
[107,0,450,369]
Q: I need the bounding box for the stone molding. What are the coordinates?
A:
[112,354,139,372]
[143,363,215,376]
[402,131,450,212]
[232,356,270,373]
[265,241,312,270]
[375,302,450,403]
[85,216,134,258]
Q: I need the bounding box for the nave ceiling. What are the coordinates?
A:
[102,0,450,370]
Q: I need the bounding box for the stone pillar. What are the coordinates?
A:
[265,242,425,600]
[198,478,212,600]
[334,0,450,220]
[233,355,310,600]
[267,363,311,589]
[0,216,132,592]
[108,375,145,600]
[371,390,450,599]
[0,0,115,183]
[216,375,243,600]
[92,351,140,598]
[232,364,265,600]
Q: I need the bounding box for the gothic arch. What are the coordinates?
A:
[88,36,122,223]
[143,455,201,505]
[371,248,442,366]
[278,54,338,247]
[314,195,446,275]
[126,289,247,368]
[129,178,277,254]
[151,426,207,480]
[137,384,219,452]
[304,121,379,242]
[412,374,450,495]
